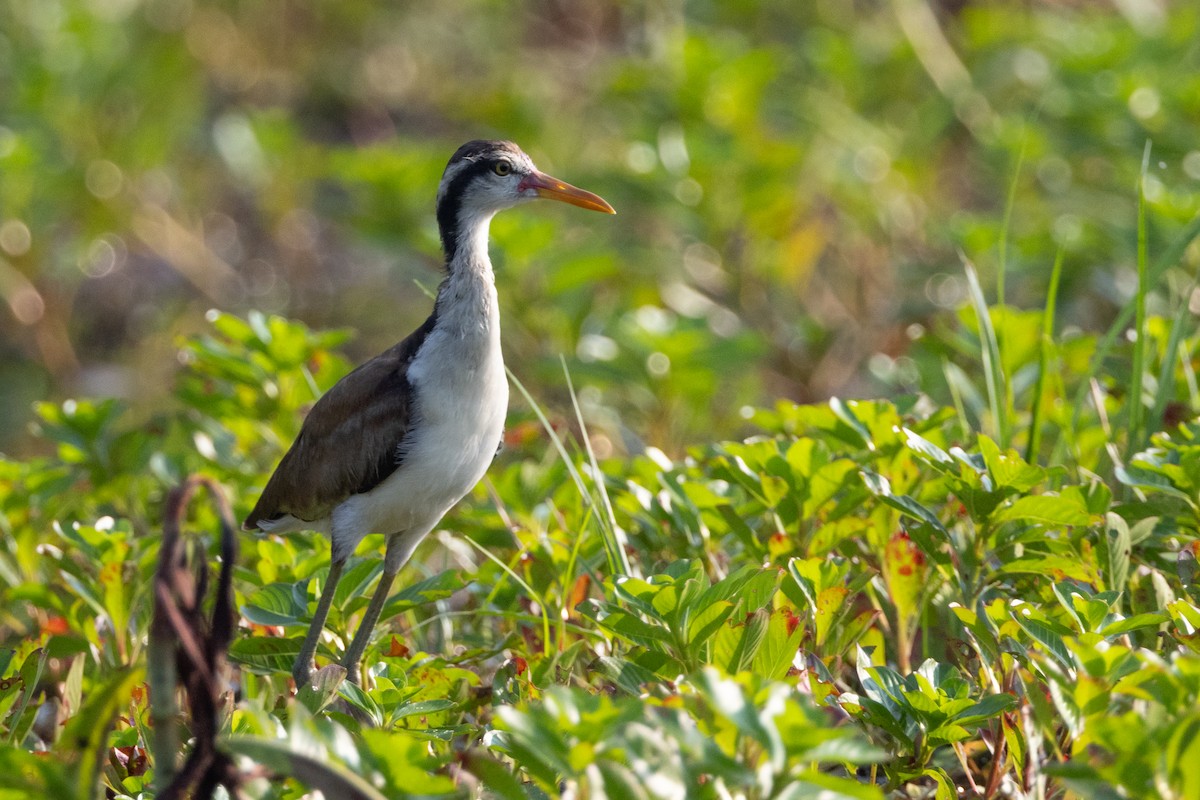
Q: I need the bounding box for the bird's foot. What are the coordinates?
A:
[292,662,315,689]
[339,658,362,686]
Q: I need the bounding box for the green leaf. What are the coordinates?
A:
[381,570,464,616]
[730,608,769,673]
[1116,465,1199,508]
[224,735,392,800]
[696,669,784,769]
[953,693,1017,727]
[829,398,874,449]
[592,657,660,696]
[390,699,457,720]
[334,559,386,610]
[583,605,673,649]
[1099,611,1168,637]
[860,471,949,537]
[228,636,303,674]
[993,493,1091,527]
[978,434,1044,491]
[57,666,144,797]
[0,747,78,794]
[5,648,47,745]
[460,751,528,800]
[754,609,805,680]
[243,581,309,627]
[775,772,886,799]
[1101,512,1132,593]
[1165,713,1200,798]
[901,428,956,473]
[296,664,347,714]
[686,599,736,648]
[1011,608,1073,668]
[997,556,1096,583]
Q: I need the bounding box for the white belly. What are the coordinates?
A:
[335,316,508,544]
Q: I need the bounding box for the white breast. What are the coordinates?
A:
[332,271,508,549]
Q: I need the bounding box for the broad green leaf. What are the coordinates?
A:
[296,664,347,714]
[243,581,309,627]
[754,609,805,680]
[883,532,927,623]
[953,693,1018,727]
[696,669,784,769]
[57,665,144,798]
[382,570,463,616]
[593,657,660,696]
[902,428,956,473]
[993,494,1091,527]
[228,636,303,674]
[731,608,769,673]
[997,556,1097,583]
[978,435,1045,491]
[1165,713,1200,798]
[1011,608,1073,668]
[860,471,949,538]
[1099,612,1169,637]
[225,735,393,800]
[334,559,386,610]
[775,772,885,799]
[1101,512,1132,593]
[687,598,735,648]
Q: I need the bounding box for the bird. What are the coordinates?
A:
[243,140,614,687]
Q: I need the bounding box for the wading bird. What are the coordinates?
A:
[243,141,614,686]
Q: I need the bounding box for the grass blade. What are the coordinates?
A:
[1067,169,1200,447]
[561,356,633,577]
[1126,141,1152,459]
[1026,247,1065,464]
[461,533,552,657]
[1149,287,1195,433]
[507,367,633,579]
[996,136,1025,309]
[963,257,1010,447]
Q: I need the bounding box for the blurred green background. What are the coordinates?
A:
[2,0,1198,456]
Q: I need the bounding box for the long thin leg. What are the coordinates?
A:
[339,533,420,683]
[293,559,345,687]
[340,566,398,683]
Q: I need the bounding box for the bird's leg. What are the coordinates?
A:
[339,566,399,684]
[340,534,414,683]
[292,558,345,687]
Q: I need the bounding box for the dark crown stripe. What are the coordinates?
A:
[436,157,498,263]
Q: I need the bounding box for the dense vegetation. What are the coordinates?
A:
[2,1,1200,799]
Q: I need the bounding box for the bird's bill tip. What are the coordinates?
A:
[524,171,616,214]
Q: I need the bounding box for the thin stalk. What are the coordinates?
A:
[461,533,552,658]
[1126,142,1151,460]
[508,367,629,579]
[997,138,1025,309]
[561,356,633,577]
[942,358,977,441]
[964,258,1010,447]
[1150,292,1194,431]
[1067,190,1200,444]
[996,138,1025,436]
[1026,247,1064,464]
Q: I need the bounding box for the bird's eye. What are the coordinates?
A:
[492,160,512,177]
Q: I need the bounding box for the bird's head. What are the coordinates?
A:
[436,140,614,262]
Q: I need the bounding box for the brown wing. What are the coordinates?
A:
[243,313,438,529]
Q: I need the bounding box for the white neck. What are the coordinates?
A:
[448,207,497,279]
[436,207,500,339]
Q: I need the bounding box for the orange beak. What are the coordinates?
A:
[521,171,616,214]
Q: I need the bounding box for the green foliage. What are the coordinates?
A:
[5,1,1200,454]
[1,279,1199,797]
[5,2,1200,799]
